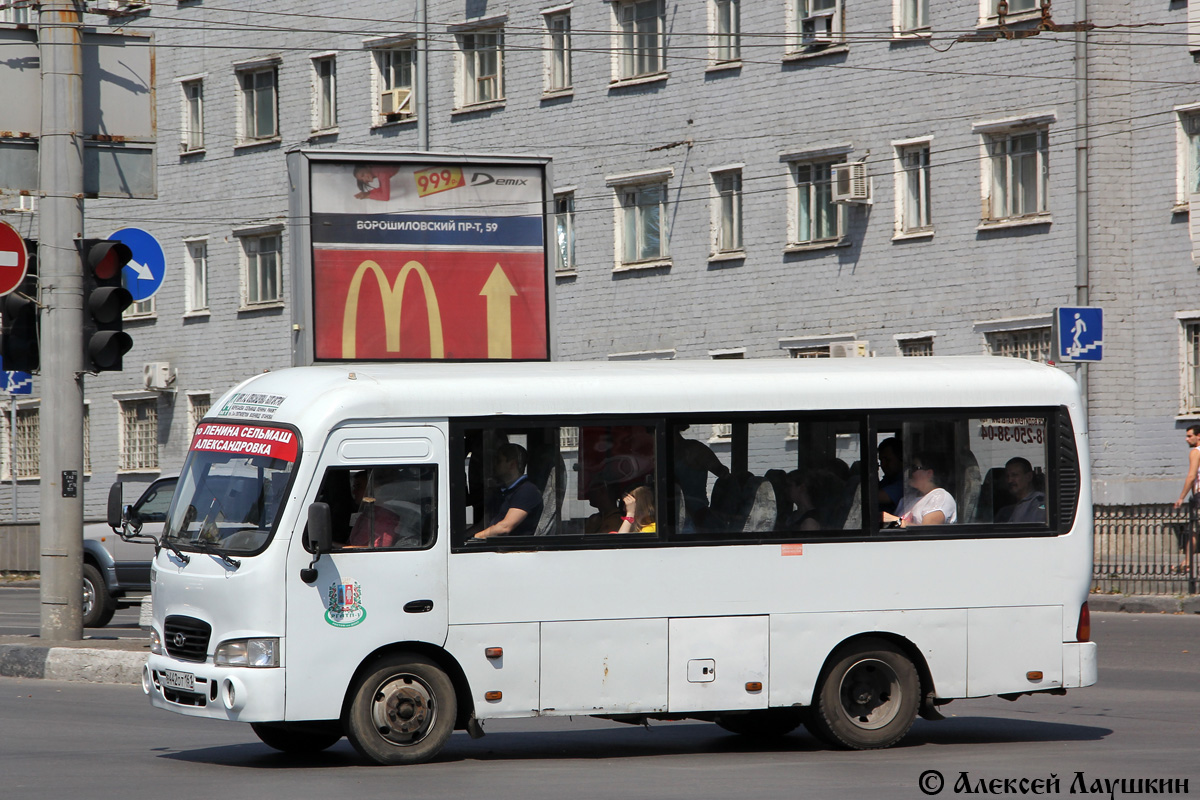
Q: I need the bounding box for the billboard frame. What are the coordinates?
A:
[287,149,556,366]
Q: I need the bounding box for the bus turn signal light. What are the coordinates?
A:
[485,691,502,701]
[485,647,503,659]
[1026,671,1043,682]
[745,682,763,692]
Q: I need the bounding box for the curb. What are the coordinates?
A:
[1088,594,1200,614]
[0,644,145,685]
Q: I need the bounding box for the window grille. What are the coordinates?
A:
[121,399,159,471]
[14,406,39,479]
[986,328,1051,362]
[900,337,934,357]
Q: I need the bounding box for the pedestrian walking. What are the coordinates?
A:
[1172,424,1200,572]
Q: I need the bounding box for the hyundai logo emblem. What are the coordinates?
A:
[173,632,187,648]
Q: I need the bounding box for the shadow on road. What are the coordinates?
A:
[157,716,1111,770]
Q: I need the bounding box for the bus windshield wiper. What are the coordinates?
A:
[159,535,190,565]
[190,540,241,570]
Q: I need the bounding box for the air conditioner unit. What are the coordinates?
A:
[830,341,868,358]
[832,162,870,204]
[380,88,412,116]
[144,362,177,391]
[801,11,836,45]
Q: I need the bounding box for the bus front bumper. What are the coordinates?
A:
[144,653,285,722]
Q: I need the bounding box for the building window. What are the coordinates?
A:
[554,192,576,273]
[616,0,665,80]
[1177,109,1200,205]
[181,79,204,152]
[0,1,35,24]
[713,169,743,254]
[899,337,934,357]
[988,0,1036,17]
[128,295,155,318]
[790,160,842,245]
[713,0,740,62]
[313,56,337,131]
[375,45,416,122]
[897,142,932,234]
[545,11,571,92]
[237,64,278,142]
[897,0,929,32]
[984,128,1048,221]
[791,0,842,51]
[83,405,91,474]
[458,29,503,107]
[188,393,211,435]
[13,404,39,479]
[618,182,669,265]
[790,346,831,358]
[185,239,208,313]
[241,231,282,306]
[120,398,159,472]
[986,327,1051,361]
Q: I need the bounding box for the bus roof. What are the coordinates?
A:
[207,357,1081,439]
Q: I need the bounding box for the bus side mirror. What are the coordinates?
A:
[107,482,124,529]
[301,502,333,585]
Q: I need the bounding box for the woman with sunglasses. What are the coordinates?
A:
[881,452,957,528]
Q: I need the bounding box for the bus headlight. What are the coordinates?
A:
[213,638,279,668]
[149,628,163,656]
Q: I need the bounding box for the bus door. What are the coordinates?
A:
[284,426,448,721]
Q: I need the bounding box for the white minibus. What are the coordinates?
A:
[138,357,1097,764]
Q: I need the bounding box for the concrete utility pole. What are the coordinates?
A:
[38,0,86,641]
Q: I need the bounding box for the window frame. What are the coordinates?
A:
[1175,105,1200,209]
[238,229,284,308]
[985,326,1053,362]
[544,9,573,93]
[611,177,671,268]
[711,0,741,64]
[554,190,577,273]
[457,27,505,108]
[981,126,1050,224]
[372,43,417,124]
[787,158,844,247]
[614,0,666,82]
[184,238,208,314]
[894,139,933,237]
[1180,315,1200,415]
[894,0,929,35]
[236,63,279,144]
[180,77,204,153]
[311,54,337,133]
[711,167,744,256]
[118,395,160,473]
[788,0,844,54]
[448,407,1073,554]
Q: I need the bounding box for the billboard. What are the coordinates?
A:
[290,152,552,363]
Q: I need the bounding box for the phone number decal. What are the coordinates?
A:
[979,425,1044,445]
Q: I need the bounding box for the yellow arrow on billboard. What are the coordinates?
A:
[480,264,517,359]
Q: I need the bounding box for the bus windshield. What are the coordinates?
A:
[162,422,300,554]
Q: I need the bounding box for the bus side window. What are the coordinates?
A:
[313,466,437,551]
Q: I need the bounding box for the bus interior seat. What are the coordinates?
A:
[956,449,981,524]
[763,469,791,528]
[529,445,566,536]
[742,478,778,533]
[976,467,1017,523]
[674,484,695,534]
[840,482,862,532]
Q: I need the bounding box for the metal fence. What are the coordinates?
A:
[1093,504,1197,595]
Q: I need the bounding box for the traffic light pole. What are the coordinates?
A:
[38,0,86,641]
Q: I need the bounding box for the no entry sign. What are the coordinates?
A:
[0,220,29,297]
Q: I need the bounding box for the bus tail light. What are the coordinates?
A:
[1075,602,1091,642]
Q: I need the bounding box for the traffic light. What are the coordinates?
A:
[0,239,39,373]
[81,239,134,372]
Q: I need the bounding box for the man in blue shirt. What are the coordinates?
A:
[472,443,543,539]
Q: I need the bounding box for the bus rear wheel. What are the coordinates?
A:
[805,638,919,750]
[251,721,343,754]
[347,654,456,766]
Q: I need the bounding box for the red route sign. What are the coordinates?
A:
[0,221,29,297]
[190,423,300,462]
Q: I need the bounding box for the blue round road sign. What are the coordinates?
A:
[109,227,166,302]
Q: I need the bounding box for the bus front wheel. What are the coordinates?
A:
[347,654,457,766]
[805,638,919,750]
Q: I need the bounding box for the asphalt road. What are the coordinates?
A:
[0,612,1196,799]
[0,583,142,637]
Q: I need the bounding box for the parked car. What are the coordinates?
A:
[82,477,176,627]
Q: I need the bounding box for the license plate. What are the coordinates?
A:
[163,669,195,692]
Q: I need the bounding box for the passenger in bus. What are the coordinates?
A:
[877,437,904,515]
[345,469,406,549]
[784,468,841,531]
[882,453,957,527]
[584,480,624,534]
[471,443,543,539]
[995,457,1047,524]
[616,485,657,533]
[673,426,731,526]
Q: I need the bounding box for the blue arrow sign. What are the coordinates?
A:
[1055,306,1103,362]
[109,227,166,302]
[0,357,33,395]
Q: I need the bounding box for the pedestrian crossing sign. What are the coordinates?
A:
[1054,306,1103,362]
